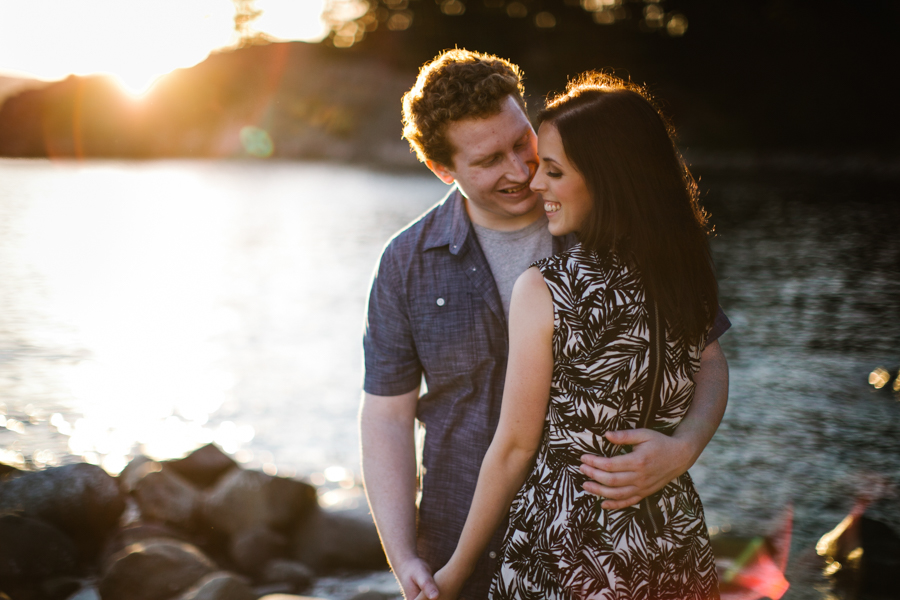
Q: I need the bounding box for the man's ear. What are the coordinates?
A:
[425,159,456,185]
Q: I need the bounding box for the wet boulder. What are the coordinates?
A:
[102,521,192,561]
[174,572,255,600]
[0,514,79,582]
[0,462,21,481]
[260,559,314,593]
[99,538,217,600]
[0,463,125,559]
[229,525,289,575]
[128,461,201,529]
[201,469,317,536]
[118,455,155,493]
[166,444,238,489]
[291,504,387,572]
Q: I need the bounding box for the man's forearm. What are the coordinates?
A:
[359,389,421,570]
[672,340,729,468]
[580,340,729,508]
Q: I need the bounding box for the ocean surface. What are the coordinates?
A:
[0,158,897,599]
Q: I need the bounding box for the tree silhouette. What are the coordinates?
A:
[322,0,689,49]
[232,0,271,46]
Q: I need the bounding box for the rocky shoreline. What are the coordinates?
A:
[2,441,898,600]
[0,444,392,600]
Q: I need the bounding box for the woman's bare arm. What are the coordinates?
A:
[418,267,554,599]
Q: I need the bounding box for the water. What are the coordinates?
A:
[0,158,897,599]
[0,159,446,477]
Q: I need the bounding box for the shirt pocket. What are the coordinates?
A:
[411,288,477,377]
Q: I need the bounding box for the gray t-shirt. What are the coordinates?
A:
[473,214,554,321]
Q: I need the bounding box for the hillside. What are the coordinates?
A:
[0,43,419,167]
[0,75,47,106]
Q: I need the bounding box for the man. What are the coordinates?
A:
[360,49,729,600]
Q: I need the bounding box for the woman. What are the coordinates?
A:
[422,73,720,600]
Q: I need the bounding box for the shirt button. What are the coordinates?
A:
[489,551,497,559]
[436,298,445,307]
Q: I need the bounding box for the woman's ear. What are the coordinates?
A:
[425,160,456,185]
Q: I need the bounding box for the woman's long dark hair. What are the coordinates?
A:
[538,73,717,344]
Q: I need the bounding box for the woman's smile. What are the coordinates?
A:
[530,122,593,236]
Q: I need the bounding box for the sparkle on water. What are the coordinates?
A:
[0,159,897,600]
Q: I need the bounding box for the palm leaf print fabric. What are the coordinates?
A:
[490,244,719,600]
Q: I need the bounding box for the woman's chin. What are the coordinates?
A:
[547,221,570,237]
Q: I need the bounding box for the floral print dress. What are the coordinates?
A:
[490,244,719,600]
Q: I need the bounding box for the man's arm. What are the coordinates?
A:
[360,389,439,600]
[580,340,729,509]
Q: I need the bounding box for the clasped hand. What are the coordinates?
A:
[410,429,691,599]
[412,563,465,600]
[579,428,692,509]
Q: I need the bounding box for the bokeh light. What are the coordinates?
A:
[869,366,890,389]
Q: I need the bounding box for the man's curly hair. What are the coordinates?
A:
[402,49,526,167]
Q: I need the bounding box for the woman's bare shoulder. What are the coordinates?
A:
[510,267,554,333]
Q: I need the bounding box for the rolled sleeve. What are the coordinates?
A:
[363,244,423,396]
[705,305,732,346]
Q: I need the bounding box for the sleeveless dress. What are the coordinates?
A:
[490,244,719,600]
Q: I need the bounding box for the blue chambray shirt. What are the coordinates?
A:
[363,188,730,598]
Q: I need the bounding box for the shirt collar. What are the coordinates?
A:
[423,187,470,256]
[423,186,576,255]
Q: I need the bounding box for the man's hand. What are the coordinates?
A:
[360,389,435,599]
[580,429,692,509]
[581,340,729,510]
[397,557,439,600]
[413,561,466,600]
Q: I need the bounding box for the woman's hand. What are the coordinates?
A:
[413,562,467,600]
[395,556,439,600]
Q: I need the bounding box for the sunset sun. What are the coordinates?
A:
[0,0,328,93]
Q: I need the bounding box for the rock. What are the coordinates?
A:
[253,585,296,596]
[131,463,201,529]
[230,526,289,574]
[292,504,387,572]
[102,521,191,561]
[0,463,125,559]
[201,469,317,536]
[1,577,81,600]
[117,455,156,493]
[0,462,21,481]
[257,596,327,600]
[817,512,900,598]
[260,559,314,592]
[175,572,255,600]
[166,444,238,489]
[99,538,217,600]
[0,514,79,582]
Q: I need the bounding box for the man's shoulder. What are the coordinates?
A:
[381,189,456,260]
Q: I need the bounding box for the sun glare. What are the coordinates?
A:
[0,0,328,90]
